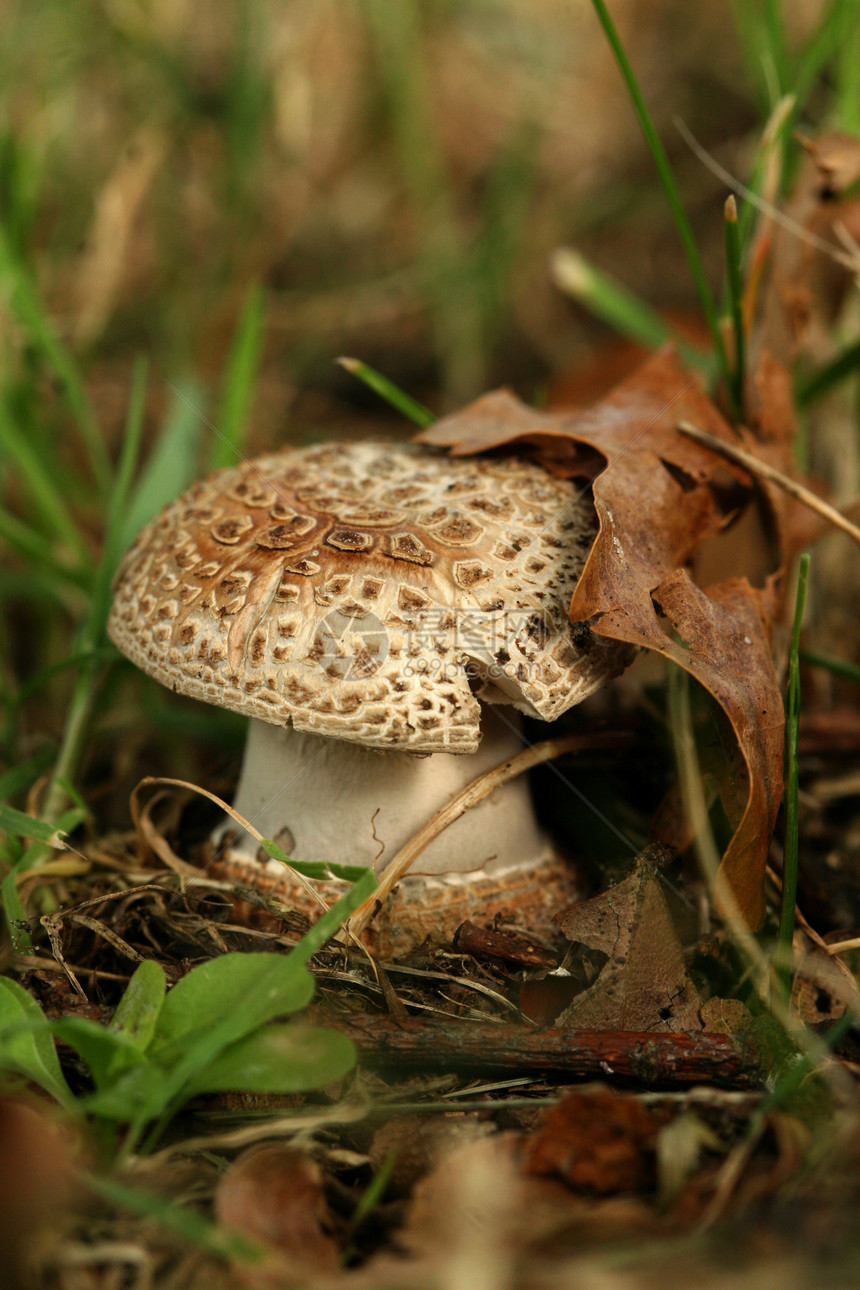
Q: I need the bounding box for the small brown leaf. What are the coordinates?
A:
[555,852,702,1032]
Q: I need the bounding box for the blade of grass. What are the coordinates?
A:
[834,0,860,131]
[723,196,746,421]
[207,282,266,472]
[796,337,860,407]
[337,357,434,427]
[1,804,84,951]
[0,803,69,847]
[731,1,778,114]
[761,0,789,97]
[0,410,89,562]
[792,0,855,120]
[363,0,485,401]
[84,1173,264,1262]
[588,0,729,389]
[0,504,89,588]
[0,226,112,496]
[120,375,204,551]
[799,648,860,685]
[40,359,148,826]
[551,248,714,376]
[776,553,810,997]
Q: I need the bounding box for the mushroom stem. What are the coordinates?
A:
[220,706,556,881]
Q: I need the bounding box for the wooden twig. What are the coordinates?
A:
[676,420,860,548]
[333,1015,764,1089]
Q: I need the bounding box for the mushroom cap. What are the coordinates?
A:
[108,440,632,753]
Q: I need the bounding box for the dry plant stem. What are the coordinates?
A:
[347,732,616,937]
[677,420,860,547]
[129,775,329,910]
[333,1016,762,1088]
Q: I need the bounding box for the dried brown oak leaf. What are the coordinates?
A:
[555,853,702,1032]
[417,349,784,926]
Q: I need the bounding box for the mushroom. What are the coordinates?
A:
[108,440,632,951]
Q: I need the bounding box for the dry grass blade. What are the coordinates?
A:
[129,776,330,911]
[677,420,860,547]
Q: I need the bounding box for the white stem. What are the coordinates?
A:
[221,706,554,879]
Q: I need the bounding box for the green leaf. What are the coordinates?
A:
[149,952,315,1065]
[184,1023,356,1096]
[79,1061,171,1121]
[0,978,76,1109]
[110,960,166,1052]
[52,1016,146,1089]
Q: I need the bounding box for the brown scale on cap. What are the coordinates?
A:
[108,441,632,752]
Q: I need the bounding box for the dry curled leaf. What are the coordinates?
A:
[417,350,784,926]
[555,851,702,1033]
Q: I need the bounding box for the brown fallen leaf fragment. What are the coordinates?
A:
[524,1086,669,1195]
[0,1098,79,1289]
[214,1145,339,1284]
[555,852,702,1033]
[397,1131,528,1261]
[417,349,784,927]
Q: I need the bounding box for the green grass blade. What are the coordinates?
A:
[88,357,148,639]
[761,0,789,96]
[799,648,860,685]
[208,282,267,472]
[0,409,89,562]
[1,804,85,949]
[0,226,112,495]
[337,357,434,427]
[0,505,89,588]
[260,836,374,883]
[723,196,746,421]
[834,0,860,131]
[551,248,714,376]
[287,867,378,967]
[120,376,204,551]
[39,361,147,825]
[797,337,860,407]
[84,1174,264,1262]
[777,553,810,996]
[588,0,729,386]
[792,0,857,124]
[0,802,69,846]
